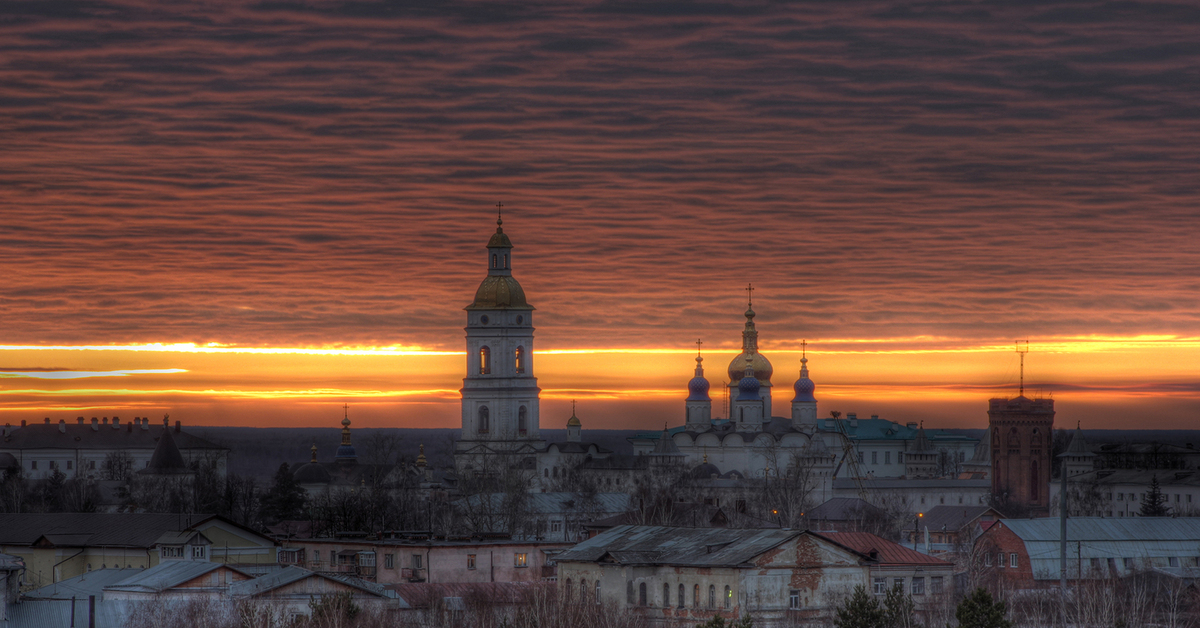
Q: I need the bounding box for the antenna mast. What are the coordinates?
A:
[1016,340,1029,396]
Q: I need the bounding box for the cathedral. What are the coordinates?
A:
[450,215,979,490]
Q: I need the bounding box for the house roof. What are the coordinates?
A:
[986,518,1200,581]
[0,513,270,549]
[910,506,1001,533]
[555,525,801,567]
[229,565,397,601]
[23,568,135,600]
[0,422,225,451]
[807,498,884,522]
[105,561,247,593]
[816,532,950,567]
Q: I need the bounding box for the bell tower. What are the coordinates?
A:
[454,206,545,474]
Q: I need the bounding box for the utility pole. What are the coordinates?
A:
[1016,340,1029,396]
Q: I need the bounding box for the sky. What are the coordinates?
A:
[0,0,1198,431]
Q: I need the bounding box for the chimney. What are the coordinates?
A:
[102,417,108,425]
[58,419,66,433]
[91,418,99,431]
[44,417,50,425]
[127,421,132,433]
[848,412,858,428]
[907,422,918,429]
[871,414,879,420]
[112,417,120,429]
[21,420,26,427]
[141,419,149,431]
[77,417,84,425]
[175,420,181,433]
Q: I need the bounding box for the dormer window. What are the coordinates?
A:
[162,546,184,558]
[192,545,206,559]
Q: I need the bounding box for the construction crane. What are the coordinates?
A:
[827,410,869,500]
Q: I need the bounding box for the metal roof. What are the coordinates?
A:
[105,560,244,592]
[0,513,271,549]
[990,518,1200,581]
[816,532,950,567]
[555,525,801,567]
[24,568,138,599]
[229,565,398,602]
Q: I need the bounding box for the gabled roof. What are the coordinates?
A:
[0,513,272,549]
[105,561,248,593]
[154,531,211,546]
[816,532,949,567]
[230,565,396,601]
[555,525,802,567]
[23,568,135,599]
[913,506,1002,533]
[807,498,884,522]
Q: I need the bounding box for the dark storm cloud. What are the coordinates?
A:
[0,0,1198,351]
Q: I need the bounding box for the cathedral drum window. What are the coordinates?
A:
[515,346,526,373]
[518,406,528,436]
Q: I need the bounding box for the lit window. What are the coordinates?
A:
[515,553,528,568]
[724,586,731,609]
[479,346,491,375]
[467,554,476,570]
[515,346,526,373]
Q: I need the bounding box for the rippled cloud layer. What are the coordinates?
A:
[0,1,1197,426]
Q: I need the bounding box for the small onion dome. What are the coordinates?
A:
[736,374,761,401]
[689,461,721,479]
[687,375,710,401]
[416,444,427,467]
[335,444,357,460]
[293,462,331,484]
[488,217,513,249]
[567,412,582,428]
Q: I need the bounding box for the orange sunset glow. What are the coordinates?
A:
[1,0,1198,432]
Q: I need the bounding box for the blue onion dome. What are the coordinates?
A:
[689,461,721,479]
[736,374,761,401]
[792,355,816,403]
[687,351,711,401]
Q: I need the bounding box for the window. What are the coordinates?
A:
[192,545,206,559]
[789,589,801,610]
[492,253,497,268]
[88,460,95,470]
[30,461,36,470]
[997,552,1004,567]
[724,585,731,609]
[515,553,528,568]
[930,576,943,595]
[627,581,634,604]
[384,554,394,569]
[885,451,891,465]
[920,496,925,504]
[1010,553,1018,568]
[663,583,670,607]
[678,584,685,608]
[873,577,887,595]
[1118,493,1124,501]
[412,554,423,569]
[940,496,945,504]
[694,584,700,608]
[1170,557,1180,567]
[479,346,491,374]
[565,579,573,602]
[872,451,878,465]
[551,521,562,533]
[515,346,526,374]
[709,585,715,608]
[467,554,476,570]
[893,577,904,591]
[985,553,992,567]
[912,577,924,595]
[596,581,601,605]
[66,460,72,470]
[330,551,336,565]
[639,583,647,606]
[49,461,56,470]
[162,546,183,558]
[359,552,376,567]
[858,452,864,464]
[478,406,489,434]
[581,579,588,604]
[518,406,528,436]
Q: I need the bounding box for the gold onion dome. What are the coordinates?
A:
[488,215,513,248]
[727,352,773,383]
[567,400,581,427]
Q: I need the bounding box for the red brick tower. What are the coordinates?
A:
[988,396,1054,516]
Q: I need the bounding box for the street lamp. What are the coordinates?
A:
[913,512,923,551]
